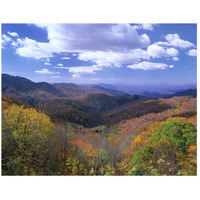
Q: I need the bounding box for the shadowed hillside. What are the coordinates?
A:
[167,89,197,98]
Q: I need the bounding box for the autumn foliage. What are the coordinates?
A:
[1,95,197,175]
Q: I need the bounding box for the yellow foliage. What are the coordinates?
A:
[2,104,54,140]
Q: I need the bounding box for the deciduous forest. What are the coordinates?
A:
[2,75,197,175]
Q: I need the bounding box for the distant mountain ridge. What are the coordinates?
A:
[167,89,197,98]
[2,74,131,106]
[92,85,128,96]
[141,91,170,98]
[2,73,197,128]
[83,82,197,95]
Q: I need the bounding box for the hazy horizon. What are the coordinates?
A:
[2,73,196,94]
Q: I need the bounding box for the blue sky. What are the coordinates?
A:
[1,23,197,85]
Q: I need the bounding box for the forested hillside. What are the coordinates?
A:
[2,74,197,175]
[2,74,128,107]
[2,94,197,175]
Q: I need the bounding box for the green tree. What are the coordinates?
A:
[129,118,197,175]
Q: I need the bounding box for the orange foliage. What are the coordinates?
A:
[187,144,197,153]
[66,139,97,158]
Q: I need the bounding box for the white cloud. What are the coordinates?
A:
[7,31,19,37]
[78,45,179,67]
[134,23,157,31]
[155,33,195,49]
[35,68,59,74]
[72,74,81,78]
[53,66,68,69]
[42,57,50,62]
[2,34,12,46]
[61,57,70,60]
[172,57,179,61]
[2,34,12,42]
[166,48,179,56]
[78,49,149,67]
[44,62,51,65]
[127,61,174,70]
[54,65,103,78]
[67,65,102,74]
[187,49,197,56]
[11,41,19,47]
[50,76,61,78]
[3,24,196,73]
[16,37,54,59]
[35,23,151,52]
[147,44,166,58]
[147,44,178,58]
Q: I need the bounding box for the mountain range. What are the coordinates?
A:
[2,73,197,127]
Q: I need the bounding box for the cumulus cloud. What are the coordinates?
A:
[155,33,195,49]
[77,45,179,67]
[11,41,19,47]
[61,57,70,60]
[147,44,166,58]
[16,37,54,59]
[42,57,50,62]
[3,24,195,74]
[134,23,157,31]
[78,49,149,67]
[2,34,12,47]
[54,65,103,78]
[7,31,19,37]
[35,68,59,74]
[44,62,51,65]
[2,34,12,42]
[72,66,101,74]
[62,65,102,74]
[127,61,174,70]
[35,23,151,52]
[166,48,179,56]
[187,49,197,56]
[147,44,179,58]
[72,74,81,78]
[172,57,179,61]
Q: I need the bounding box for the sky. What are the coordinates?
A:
[1,23,197,85]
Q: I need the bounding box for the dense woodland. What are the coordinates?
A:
[1,74,197,175]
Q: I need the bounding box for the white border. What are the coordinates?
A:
[0,0,199,200]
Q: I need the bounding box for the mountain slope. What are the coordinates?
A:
[92,85,128,96]
[101,97,171,124]
[141,91,170,98]
[40,93,142,127]
[53,83,114,97]
[79,93,140,111]
[2,74,129,107]
[167,89,197,98]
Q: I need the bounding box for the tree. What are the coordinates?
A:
[121,118,197,175]
[132,118,197,175]
[2,105,54,175]
[65,139,97,175]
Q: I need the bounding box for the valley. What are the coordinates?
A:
[2,74,197,175]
